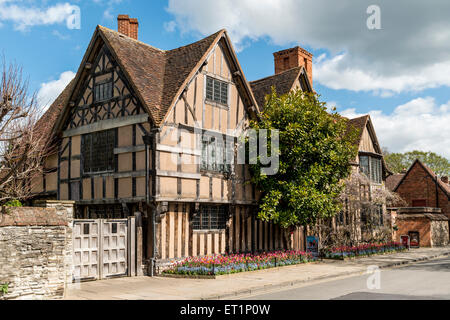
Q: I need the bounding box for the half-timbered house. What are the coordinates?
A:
[33,16,299,276]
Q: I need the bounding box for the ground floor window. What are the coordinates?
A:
[193,205,228,230]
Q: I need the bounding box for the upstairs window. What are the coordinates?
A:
[192,205,228,230]
[94,80,113,102]
[359,155,382,184]
[201,135,233,174]
[82,129,116,174]
[206,76,228,105]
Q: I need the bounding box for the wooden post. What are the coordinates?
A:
[128,216,136,277]
[135,211,143,276]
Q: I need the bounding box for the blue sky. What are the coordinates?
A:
[1,0,449,158]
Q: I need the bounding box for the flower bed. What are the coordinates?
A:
[162,251,316,276]
[321,242,407,260]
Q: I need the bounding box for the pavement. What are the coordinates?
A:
[64,246,450,300]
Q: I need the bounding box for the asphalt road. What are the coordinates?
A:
[240,256,450,300]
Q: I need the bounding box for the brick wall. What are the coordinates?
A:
[395,208,449,247]
[396,216,432,246]
[0,201,74,300]
[396,163,450,219]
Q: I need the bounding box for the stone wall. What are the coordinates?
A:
[0,201,74,300]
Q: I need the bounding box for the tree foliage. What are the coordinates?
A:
[384,149,450,176]
[248,90,359,228]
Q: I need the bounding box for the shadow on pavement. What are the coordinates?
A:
[332,292,444,300]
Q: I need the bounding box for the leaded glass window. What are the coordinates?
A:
[359,155,382,184]
[359,156,369,177]
[82,129,116,174]
[94,80,113,102]
[192,205,228,230]
[205,76,228,105]
[201,135,232,173]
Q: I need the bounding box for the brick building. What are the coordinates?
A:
[392,159,450,220]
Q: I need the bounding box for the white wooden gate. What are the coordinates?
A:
[73,218,135,282]
[100,219,128,279]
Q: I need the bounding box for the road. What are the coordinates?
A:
[240,256,450,300]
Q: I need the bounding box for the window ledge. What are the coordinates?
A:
[204,99,229,110]
[193,229,226,233]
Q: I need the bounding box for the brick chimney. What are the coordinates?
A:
[442,176,449,184]
[274,46,313,87]
[117,15,138,40]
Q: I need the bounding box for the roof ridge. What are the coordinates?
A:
[98,25,225,56]
[250,67,302,84]
[166,29,224,53]
[97,25,166,53]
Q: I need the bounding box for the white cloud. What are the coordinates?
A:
[37,71,75,110]
[164,20,176,33]
[314,53,450,96]
[341,97,450,159]
[165,0,450,94]
[0,1,80,31]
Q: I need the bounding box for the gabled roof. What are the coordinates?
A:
[100,26,226,125]
[394,159,450,198]
[386,173,405,191]
[346,115,392,175]
[50,26,259,137]
[249,67,312,110]
[347,115,370,148]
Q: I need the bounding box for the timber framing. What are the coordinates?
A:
[34,23,310,266]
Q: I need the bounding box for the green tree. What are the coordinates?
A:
[248,90,359,228]
[384,149,450,176]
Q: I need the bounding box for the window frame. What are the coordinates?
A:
[192,205,228,231]
[205,76,229,107]
[201,134,232,174]
[94,78,113,103]
[81,129,116,175]
[359,154,382,184]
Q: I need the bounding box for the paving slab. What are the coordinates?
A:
[64,246,450,300]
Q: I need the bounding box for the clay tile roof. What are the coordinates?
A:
[386,174,405,191]
[99,26,222,125]
[347,115,369,147]
[162,30,224,120]
[249,67,302,110]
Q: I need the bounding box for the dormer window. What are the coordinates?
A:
[205,76,228,106]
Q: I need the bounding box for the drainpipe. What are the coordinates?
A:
[143,133,156,277]
[435,174,439,209]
